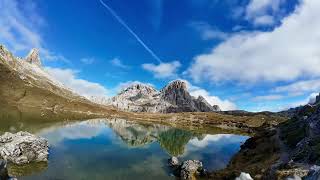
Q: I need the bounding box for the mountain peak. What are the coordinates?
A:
[162,80,187,92]
[25,48,42,67]
[120,83,157,95]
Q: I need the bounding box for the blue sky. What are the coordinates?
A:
[1,0,320,111]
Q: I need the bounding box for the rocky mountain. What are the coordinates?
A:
[0,45,111,115]
[109,80,221,113]
[280,92,320,165]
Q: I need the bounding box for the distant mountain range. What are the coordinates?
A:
[108,80,221,113]
[0,46,220,114]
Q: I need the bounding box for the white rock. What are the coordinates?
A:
[168,156,179,167]
[180,160,203,180]
[235,172,254,180]
[0,132,49,165]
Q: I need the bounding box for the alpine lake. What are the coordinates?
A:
[0,105,249,180]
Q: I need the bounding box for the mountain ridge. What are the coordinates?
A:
[109,80,221,113]
[0,45,113,116]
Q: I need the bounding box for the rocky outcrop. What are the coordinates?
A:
[25,48,41,67]
[180,160,204,180]
[109,80,221,113]
[280,100,320,165]
[168,157,206,180]
[0,132,49,165]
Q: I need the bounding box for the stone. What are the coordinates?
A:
[0,159,8,180]
[235,172,254,180]
[0,132,49,165]
[180,160,203,180]
[168,156,179,167]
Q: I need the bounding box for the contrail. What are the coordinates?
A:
[99,0,162,63]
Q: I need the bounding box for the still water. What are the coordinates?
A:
[0,107,249,180]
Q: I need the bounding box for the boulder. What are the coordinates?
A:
[180,160,203,180]
[0,159,8,180]
[168,156,179,167]
[0,132,49,165]
[235,172,254,180]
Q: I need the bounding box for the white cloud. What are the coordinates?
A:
[180,80,237,111]
[190,22,228,40]
[110,58,129,69]
[0,0,42,51]
[45,67,110,98]
[273,79,320,96]
[0,0,68,63]
[187,0,320,84]
[80,57,95,65]
[188,134,233,148]
[142,61,181,79]
[253,15,275,26]
[246,0,285,26]
[252,94,284,101]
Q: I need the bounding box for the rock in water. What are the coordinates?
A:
[168,157,179,167]
[25,48,42,67]
[180,160,203,180]
[0,132,49,165]
[0,159,8,180]
[235,172,254,180]
[305,165,320,180]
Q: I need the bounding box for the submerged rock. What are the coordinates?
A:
[168,156,179,167]
[0,132,49,165]
[167,158,205,180]
[180,160,203,180]
[0,159,8,180]
[305,165,320,180]
[235,172,253,180]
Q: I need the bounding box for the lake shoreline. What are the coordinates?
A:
[1,104,289,179]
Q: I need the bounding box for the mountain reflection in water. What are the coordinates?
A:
[0,110,249,180]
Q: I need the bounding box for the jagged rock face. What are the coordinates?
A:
[195,96,221,112]
[280,97,320,165]
[110,83,171,113]
[109,80,221,113]
[161,80,190,106]
[315,93,320,105]
[25,48,42,67]
[180,160,203,180]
